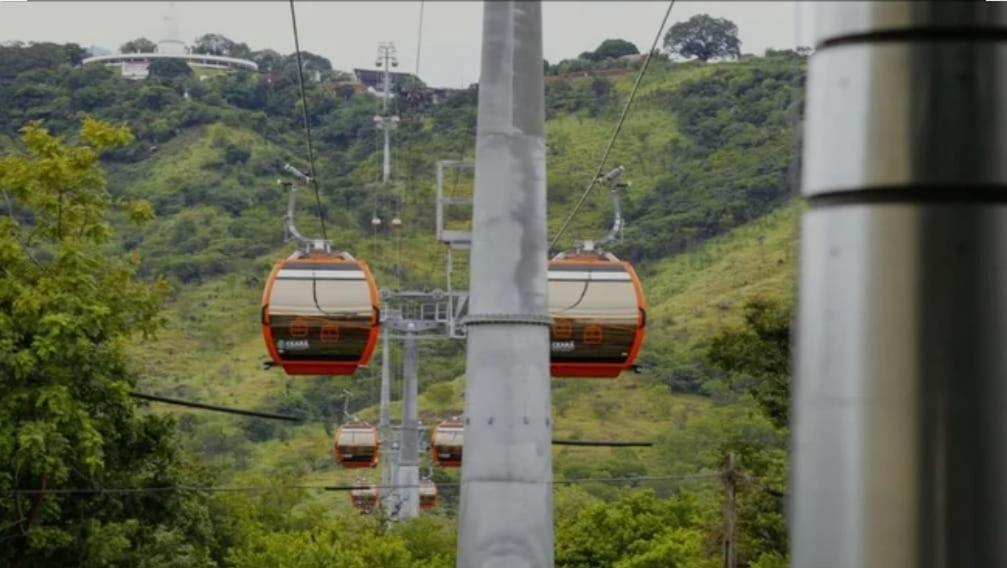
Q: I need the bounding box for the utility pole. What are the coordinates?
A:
[378,326,397,515]
[397,323,421,519]
[457,2,553,567]
[374,42,399,186]
[722,453,737,568]
[793,3,1007,566]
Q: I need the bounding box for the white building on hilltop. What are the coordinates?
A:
[82,38,257,79]
[82,3,256,79]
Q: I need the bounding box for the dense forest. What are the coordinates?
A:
[1,19,804,567]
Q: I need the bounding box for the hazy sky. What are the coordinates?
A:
[1,2,813,88]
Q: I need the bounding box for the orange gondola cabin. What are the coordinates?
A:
[419,478,438,510]
[431,419,464,468]
[548,251,646,378]
[350,479,379,512]
[334,421,380,469]
[261,252,380,376]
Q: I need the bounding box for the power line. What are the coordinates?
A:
[129,391,308,423]
[548,0,676,252]
[6,473,721,497]
[288,0,328,241]
[552,439,654,447]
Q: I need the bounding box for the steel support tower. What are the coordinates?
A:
[793,3,1007,566]
[457,2,553,566]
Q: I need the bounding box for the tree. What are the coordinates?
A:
[0,118,219,565]
[251,49,284,72]
[664,15,742,62]
[707,298,791,428]
[591,38,640,61]
[120,37,156,54]
[193,33,233,56]
[148,58,192,81]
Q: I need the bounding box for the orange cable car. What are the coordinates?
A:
[419,478,438,510]
[349,479,379,513]
[431,419,464,468]
[548,251,646,378]
[334,421,380,469]
[261,251,380,376]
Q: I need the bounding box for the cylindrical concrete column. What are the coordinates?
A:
[457,2,553,566]
[793,3,1007,566]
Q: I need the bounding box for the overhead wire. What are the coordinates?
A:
[6,473,721,497]
[288,0,328,242]
[548,0,677,252]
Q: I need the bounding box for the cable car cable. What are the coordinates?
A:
[288,0,328,242]
[548,0,676,252]
[551,439,654,447]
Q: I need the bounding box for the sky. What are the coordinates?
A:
[0,1,814,88]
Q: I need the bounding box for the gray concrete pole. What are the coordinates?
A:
[793,3,1007,566]
[397,325,420,519]
[378,327,395,514]
[383,126,391,186]
[457,2,553,567]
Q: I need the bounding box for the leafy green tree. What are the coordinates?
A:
[148,58,192,81]
[0,118,219,565]
[556,490,713,567]
[589,38,640,61]
[664,15,742,62]
[120,37,157,54]
[251,49,284,72]
[192,33,236,56]
[707,298,791,428]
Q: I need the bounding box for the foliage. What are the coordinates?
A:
[582,38,640,62]
[0,33,808,566]
[121,37,157,54]
[556,490,715,567]
[148,58,193,81]
[0,41,85,82]
[0,119,220,565]
[225,513,455,568]
[707,298,792,428]
[193,34,252,60]
[664,15,742,62]
[622,54,804,261]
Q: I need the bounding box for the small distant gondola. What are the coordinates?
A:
[431,419,464,468]
[419,478,438,510]
[334,421,380,469]
[349,479,379,512]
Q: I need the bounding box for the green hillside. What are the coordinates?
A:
[1,37,803,566]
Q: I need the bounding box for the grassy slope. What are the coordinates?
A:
[114,58,799,510]
[129,196,799,505]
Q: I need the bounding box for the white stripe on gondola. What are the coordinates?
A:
[547,271,631,281]
[277,269,366,280]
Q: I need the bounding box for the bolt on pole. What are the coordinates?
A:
[793,3,1007,566]
[457,2,553,567]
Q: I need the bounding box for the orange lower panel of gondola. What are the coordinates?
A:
[551,362,630,379]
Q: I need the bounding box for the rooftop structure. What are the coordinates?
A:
[83,39,257,79]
